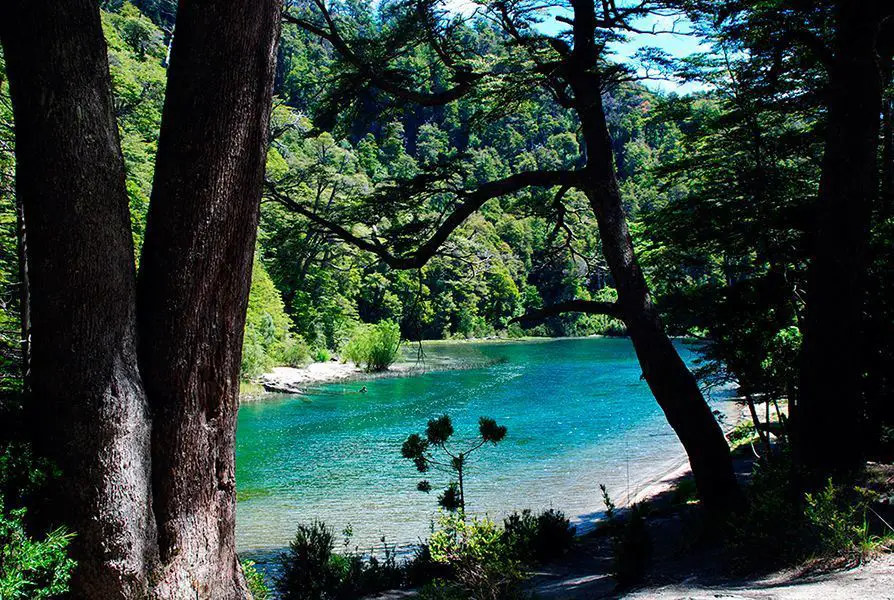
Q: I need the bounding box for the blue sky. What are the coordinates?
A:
[443,0,710,94]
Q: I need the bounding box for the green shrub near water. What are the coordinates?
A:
[503,508,576,564]
[342,320,402,372]
[242,257,311,379]
[242,560,270,600]
[425,512,526,600]
[276,520,404,600]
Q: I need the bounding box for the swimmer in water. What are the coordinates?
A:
[359,386,368,393]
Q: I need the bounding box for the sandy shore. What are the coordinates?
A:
[257,361,362,394]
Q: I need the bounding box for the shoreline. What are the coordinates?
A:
[243,335,703,400]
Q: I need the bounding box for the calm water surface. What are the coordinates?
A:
[235,337,727,554]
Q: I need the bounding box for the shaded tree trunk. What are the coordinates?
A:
[136,0,282,596]
[797,2,885,475]
[0,1,157,596]
[566,0,739,510]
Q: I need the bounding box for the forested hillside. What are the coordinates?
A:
[3,1,682,382]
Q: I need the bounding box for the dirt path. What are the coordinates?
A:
[624,554,894,599]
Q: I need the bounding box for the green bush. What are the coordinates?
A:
[428,512,526,600]
[242,257,310,379]
[0,496,75,600]
[342,320,402,372]
[277,521,404,600]
[281,336,311,368]
[600,486,651,588]
[728,457,888,569]
[278,520,339,599]
[313,348,332,363]
[503,508,576,564]
[242,560,270,600]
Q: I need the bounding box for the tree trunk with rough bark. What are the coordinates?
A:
[565,0,739,510]
[797,2,885,475]
[137,0,282,596]
[0,1,157,597]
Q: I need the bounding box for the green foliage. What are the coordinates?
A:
[276,521,404,600]
[342,320,401,372]
[402,415,507,512]
[502,508,576,564]
[427,512,526,600]
[242,560,271,600]
[0,497,75,600]
[242,257,310,379]
[729,457,891,569]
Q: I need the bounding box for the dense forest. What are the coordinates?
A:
[0,0,892,598]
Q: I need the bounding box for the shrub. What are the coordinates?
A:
[0,496,75,600]
[728,456,888,569]
[601,486,651,588]
[313,348,331,363]
[281,336,311,368]
[277,521,405,600]
[342,320,402,372]
[428,512,526,600]
[503,508,576,564]
[611,503,651,587]
[277,520,339,600]
[242,560,270,600]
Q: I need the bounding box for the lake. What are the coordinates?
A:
[235,337,731,556]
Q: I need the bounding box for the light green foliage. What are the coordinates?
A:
[803,480,886,560]
[342,320,401,372]
[242,560,271,600]
[427,512,526,600]
[101,2,167,253]
[242,257,310,380]
[730,458,891,568]
[0,497,75,600]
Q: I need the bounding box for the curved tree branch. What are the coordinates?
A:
[268,168,580,270]
[283,9,482,107]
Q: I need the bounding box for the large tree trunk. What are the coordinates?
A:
[0,1,157,597]
[797,2,885,475]
[580,100,739,511]
[136,0,282,596]
[565,0,739,511]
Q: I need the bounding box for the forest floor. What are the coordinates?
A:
[528,459,894,600]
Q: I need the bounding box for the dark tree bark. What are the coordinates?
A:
[136,0,282,596]
[0,1,157,597]
[546,0,740,511]
[797,1,887,474]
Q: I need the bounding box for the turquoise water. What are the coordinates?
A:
[235,337,725,554]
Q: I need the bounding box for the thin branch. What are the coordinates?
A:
[268,168,579,270]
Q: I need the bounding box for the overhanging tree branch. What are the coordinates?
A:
[268,168,580,270]
[283,7,482,107]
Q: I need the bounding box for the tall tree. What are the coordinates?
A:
[776,0,893,473]
[281,0,741,510]
[137,0,281,594]
[1,0,282,596]
[0,2,156,595]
